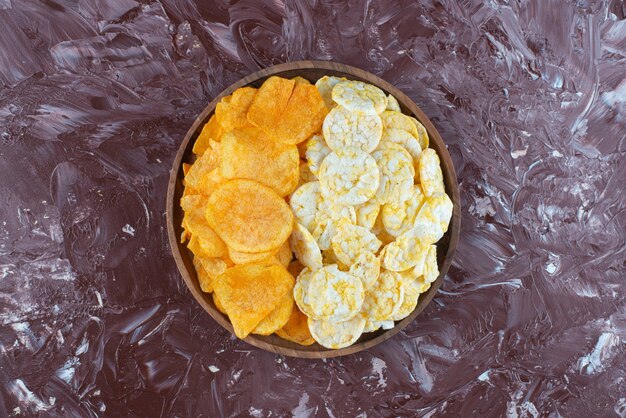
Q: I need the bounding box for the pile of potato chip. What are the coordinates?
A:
[181,74,452,350]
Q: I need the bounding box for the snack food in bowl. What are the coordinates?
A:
[167,61,459,358]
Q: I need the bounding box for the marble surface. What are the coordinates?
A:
[1,0,626,416]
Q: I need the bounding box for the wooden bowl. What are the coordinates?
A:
[166,61,460,358]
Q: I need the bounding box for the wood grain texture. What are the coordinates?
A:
[166,61,461,358]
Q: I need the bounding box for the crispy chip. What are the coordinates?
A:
[306,264,364,322]
[220,125,299,197]
[372,141,414,205]
[193,256,213,293]
[299,162,317,186]
[381,128,422,170]
[423,245,439,284]
[290,223,323,270]
[182,163,191,176]
[206,179,293,253]
[382,185,426,237]
[180,195,228,258]
[363,319,394,333]
[419,148,445,197]
[355,200,381,230]
[273,240,293,267]
[318,150,380,205]
[193,256,228,292]
[213,292,227,314]
[380,111,419,138]
[311,200,357,251]
[272,82,328,145]
[289,181,321,231]
[193,114,224,155]
[380,237,429,272]
[411,193,453,244]
[331,219,382,266]
[314,75,346,109]
[275,305,315,346]
[322,106,382,153]
[293,268,315,318]
[185,148,219,190]
[292,76,311,85]
[228,247,275,265]
[332,80,387,115]
[308,315,366,349]
[390,275,421,321]
[215,87,258,132]
[247,76,295,133]
[360,270,404,322]
[252,293,294,335]
[305,134,331,177]
[409,117,429,150]
[386,94,401,112]
[287,260,305,278]
[348,252,381,290]
[213,263,295,339]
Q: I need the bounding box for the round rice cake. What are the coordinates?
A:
[386,94,401,112]
[305,134,331,177]
[293,268,316,318]
[322,106,382,153]
[423,245,439,284]
[311,199,356,251]
[390,276,421,321]
[331,80,388,115]
[308,315,366,349]
[331,219,382,266]
[372,141,414,205]
[298,162,317,186]
[315,75,346,109]
[348,251,381,290]
[289,181,321,231]
[355,200,381,230]
[380,237,429,272]
[419,148,445,197]
[361,270,404,322]
[318,150,380,205]
[409,116,429,150]
[290,223,323,270]
[412,193,453,244]
[363,319,395,333]
[380,110,419,137]
[381,128,422,170]
[306,265,364,322]
[382,185,426,237]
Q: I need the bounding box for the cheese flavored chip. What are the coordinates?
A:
[372,141,414,205]
[419,148,445,197]
[213,263,294,339]
[290,223,323,270]
[252,293,294,335]
[331,219,382,266]
[381,128,422,170]
[220,125,299,197]
[215,87,257,132]
[305,134,331,177]
[276,305,315,346]
[314,75,346,109]
[193,114,224,155]
[308,315,366,349]
[409,117,429,150]
[306,265,364,322]
[423,245,439,284]
[355,200,381,230]
[322,106,382,153]
[381,185,426,237]
[348,251,381,290]
[318,150,380,205]
[289,181,321,231]
[206,179,293,253]
[332,80,388,115]
[386,94,401,112]
[360,270,404,322]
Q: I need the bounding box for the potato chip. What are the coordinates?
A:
[355,200,381,230]
[361,270,404,322]
[314,75,346,109]
[273,240,293,267]
[380,238,429,272]
[193,114,224,155]
[207,179,293,253]
[220,126,299,197]
[289,181,321,231]
[253,293,294,335]
[213,263,294,339]
[382,185,426,237]
[381,128,422,170]
[215,87,257,132]
[182,163,192,176]
[198,168,224,196]
[419,148,445,197]
[423,245,439,284]
[298,162,317,186]
[290,223,323,270]
[318,150,380,205]
[305,134,331,177]
[331,219,382,266]
[390,275,421,321]
[308,315,366,349]
[386,94,401,112]
[213,292,227,314]
[195,256,229,293]
[247,76,295,135]
[322,106,382,153]
[287,260,305,278]
[372,141,414,205]
[292,76,311,85]
[306,264,364,322]
[332,80,387,115]
[228,247,274,265]
[275,305,315,346]
[185,148,219,190]
[193,256,213,293]
[180,195,228,258]
[409,116,429,150]
[348,251,381,290]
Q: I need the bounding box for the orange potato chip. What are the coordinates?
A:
[228,247,275,265]
[215,87,257,132]
[180,195,228,258]
[292,76,311,85]
[219,125,299,197]
[185,148,219,189]
[213,292,227,314]
[252,293,294,335]
[193,255,229,293]
[247,76,295,136]
[271,83,328,145]
[206,179,294,253]
[213,263,295,339]
[182,163,191,176]
[193,114,224,155]
[287,260,305,278]
[275,305,315,346]
[193,256,213,293]
[273,240,293,267]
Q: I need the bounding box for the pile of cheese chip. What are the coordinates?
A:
[181,74,452,350]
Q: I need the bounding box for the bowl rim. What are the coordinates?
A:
[166,60,461,358]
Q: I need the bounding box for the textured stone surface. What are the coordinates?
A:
[1,0,625,416]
